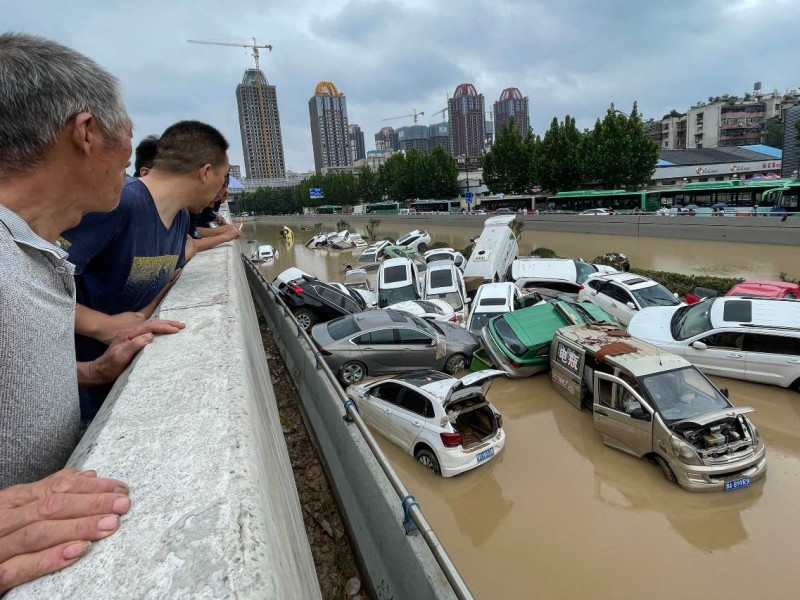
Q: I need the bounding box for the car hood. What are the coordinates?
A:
[435,321,479,345]
[627,306,682,344]
[672,407,755,429]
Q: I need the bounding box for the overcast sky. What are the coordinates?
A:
[4,0,799,174]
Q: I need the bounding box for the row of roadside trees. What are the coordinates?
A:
[483,103,660,194]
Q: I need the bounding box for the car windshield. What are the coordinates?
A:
[574,261,597,284]
[639,367,730,423]
[383,265,408,284]
[428,291,463,311]
[631,283,680,308]
[492,317,527,357]
[429,269,453,288]
[378,284,417,308]
[358,252,376,263]
[407,313,439,337]
[670,301,713,340]
[468,311,495,333]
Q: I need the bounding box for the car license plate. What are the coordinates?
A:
[724,477,751,491]
[476,447,494,463]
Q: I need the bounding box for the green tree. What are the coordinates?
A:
[532,115,584,192]
[427,145,459,198]
[482,119,532,194]
[357,165,380,202]
[763,117,783,149]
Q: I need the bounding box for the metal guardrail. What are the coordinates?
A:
[243,256,474,600]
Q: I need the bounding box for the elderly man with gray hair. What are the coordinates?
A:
[0,32,184,592]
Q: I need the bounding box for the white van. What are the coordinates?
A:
[399,208,418,216]
[258,244,275,260]
[462,215,518,292]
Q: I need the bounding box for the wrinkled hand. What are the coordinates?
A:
[214,215,227,226]
[86,319,186,386]
[218,224,243,242]
[0,469,131,594]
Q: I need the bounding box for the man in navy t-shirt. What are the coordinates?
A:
[61,120,231,420]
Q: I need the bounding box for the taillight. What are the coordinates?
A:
[449,315,458,323]
[496,414,503,429]
[508,358,522,369]
[312,338,331,356]
[289,283,304,293]
[439,432,463,448]
[578,284,584,290]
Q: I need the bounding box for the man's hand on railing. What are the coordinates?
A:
[0,469,131,594]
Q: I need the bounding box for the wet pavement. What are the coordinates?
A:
[244,219,800,599]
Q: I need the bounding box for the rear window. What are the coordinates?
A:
[327,317,359,340]
[383,265,408,284]
[430,269,453,289]
[492,317,528,357]
[416,301,444,315]
[723,300,752,322]
[480,297,507,306]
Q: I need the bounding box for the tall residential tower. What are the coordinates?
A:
[309,81,352,173]
[236,69,286,179]
[448,83,485,168]
[494,88,530,139]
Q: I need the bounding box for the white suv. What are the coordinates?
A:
[628,297,800,389]
[423,260,469,322]
[377,257,422,308]
[578,272,682,326]
[396,229,432,253]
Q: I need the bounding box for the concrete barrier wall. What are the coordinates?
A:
[246,263,459,600]
[11,243,321,599]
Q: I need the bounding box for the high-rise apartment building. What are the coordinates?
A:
[397,125,429,152]
[309,81,352,174]
[428,122,450,154]
[228,165,242,179]
[448,83,485,168]
[374,126,399,152]
[647,114,687,150]
[236,69,286,179]
[782,102,800,178]
[348,124,366,163]
[493,87,530,139]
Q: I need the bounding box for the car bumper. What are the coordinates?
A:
[439,429,506,477]
[668,445,767,493]
[479,328,547,379]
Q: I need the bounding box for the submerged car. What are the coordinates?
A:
[578,272,682,326]
[311,310,480,386]
[423,248,467,271]
[396,229,432,253]
[726,280,799,300]
[272,267,366,329]
[387,299,458,323]
[357,240,392,267]
[550,323,767,492]
[423,260,470,322]
[346,370,507,476]
[511,258,617,295]
[465,282,543,335]
[628,297,800,389]
[377,257,422,308]
[480,299,615,378]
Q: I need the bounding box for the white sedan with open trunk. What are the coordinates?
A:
[346,370,507,477]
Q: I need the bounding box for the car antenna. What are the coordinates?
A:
[655,344,663,367]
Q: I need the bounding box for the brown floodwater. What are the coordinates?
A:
[242,219,800,599]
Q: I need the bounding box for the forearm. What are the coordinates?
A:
[195,226,226,239]
[192,236,231,252]
[75,304,118,342]
[76,360,108,387]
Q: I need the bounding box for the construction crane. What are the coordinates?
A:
[431,107,447,121]
[381,108,425,125]
[187,38,275,178]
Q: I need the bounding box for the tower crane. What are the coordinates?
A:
[187,38,275,178]
[381,108,425,125]
[431,106,447,121]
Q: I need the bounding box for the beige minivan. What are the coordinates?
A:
[549,323,767,492]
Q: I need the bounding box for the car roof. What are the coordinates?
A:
[708,297,800,330]
[588,272,657,290]
[511,258,577,282]
[351,309,414,329]
[475,282,516,301]
[498,303,570,346]
[728,280,798,296]
[381,257,413,269]
[557,323,689,376]
[388,299,451,316]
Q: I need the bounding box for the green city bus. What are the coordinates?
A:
[549,189,660,213]
[658,179,791,209]
[761,179,800,216]
[365,201,400,215]
[316,204,343,214]
[409,199,462,213]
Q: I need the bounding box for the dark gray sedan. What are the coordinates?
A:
[311,309,479,386]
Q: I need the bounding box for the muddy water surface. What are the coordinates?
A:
[243,220,800,599]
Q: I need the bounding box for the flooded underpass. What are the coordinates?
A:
[244,219,800,599]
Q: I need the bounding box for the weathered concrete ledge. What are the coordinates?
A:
[11,242,321,599]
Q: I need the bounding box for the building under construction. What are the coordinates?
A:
[236,68,286,179]
[309,81,352,174]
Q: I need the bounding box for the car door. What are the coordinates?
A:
[363,381,406,438]
[584,280,612,313]
[605,283,637,325]
[683,330,746,380]
[352,328,403,373]
[396,327,438,369]
[592,372,654,457]
[386,386,429,451]
[743,333,800,387]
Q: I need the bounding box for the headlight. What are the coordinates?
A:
[671,436,703,466]
[750,422,762,446]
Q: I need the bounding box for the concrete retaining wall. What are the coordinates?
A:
[11,243,321,599]
[246,263,460,600]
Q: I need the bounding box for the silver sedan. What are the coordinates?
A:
[311,309,480,386]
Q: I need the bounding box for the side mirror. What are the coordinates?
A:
[630,407,651,422]
[465,297,472,304]
[720,387,729,399]
[626,302,636,310]
[674,292,679,298]
[691,341,708,350]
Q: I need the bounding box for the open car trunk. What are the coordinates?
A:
[447,396,498,449]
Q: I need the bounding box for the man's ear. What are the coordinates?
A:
[71,112,95,156]
[198,163,212,182]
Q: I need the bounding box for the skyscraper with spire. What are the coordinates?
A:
[236,68,286,179]
[448,83,485,168]
[309,81,352,173]
[494,88,530,138]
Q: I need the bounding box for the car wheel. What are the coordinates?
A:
[293,309,316,330]
[339,361,367,386]
[654,455,677,485]
[417,242,428,253]
[415,447,441,475]
[444,353,467,374]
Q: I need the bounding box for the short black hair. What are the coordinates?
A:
[134,135,159,177]
[152,120,228,174]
